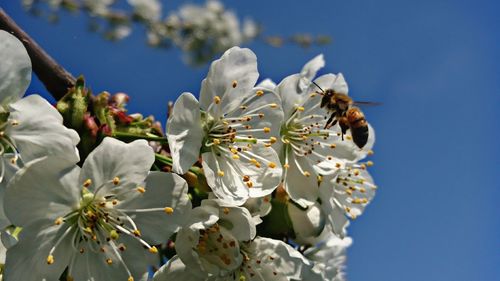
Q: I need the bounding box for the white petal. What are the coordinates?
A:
[299,54,325,92]
[276,73,304,117]
[167,92,204,174]
[200,47,259,116]
[256,78,276,90]
[80,138,154,195]
[212,200,256,241]
[0,154,20,229]
[318,180,349,238]
[4,157,80,226]
[4,222,74,281]
[250,237,323,281]
[283,153,319,208]
[288,202,325,245]
[153,256,205,281]
[0,30,31,105]
[7,95,80,164]
[118,172,192,244]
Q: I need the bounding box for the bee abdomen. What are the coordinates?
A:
[351,125,369,148]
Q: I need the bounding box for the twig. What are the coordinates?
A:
[0,9,75,100]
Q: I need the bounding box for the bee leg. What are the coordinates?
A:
[324,114,336,129]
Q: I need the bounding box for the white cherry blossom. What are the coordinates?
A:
[3,138,191,281]
[167,47,283,205]
[275,54,374,207]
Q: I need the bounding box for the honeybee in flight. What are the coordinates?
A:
[312,81,377,149]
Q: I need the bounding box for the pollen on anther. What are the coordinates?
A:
[214,96,221,104]
[106,258,113,265]
[83,179,92,187]
[283,163,290,169]
[213,138,221,145]
[223,207,230,215]
[330,144,336,149]
[112,177,120,185]
[268,162,277,168]
[263,127,271,133]
[246,181,254,188]
[296,106,305,112]
[128,277,134,281]
[133,229,142,237]
[368,150,374,156]
[303,171,311,177]
[149,246,159,254]
[367,161,374,167]
[232,154,240,160]
[242,175,250,182]
[270,103,278,109]
[269,137,277,144]
[232,80,238,88]
[218,170,225,177]
[136,186,146,193]
[164,207,174,214]
[46,255,54,265]
[256,90,264,96]
[54,217,63,225]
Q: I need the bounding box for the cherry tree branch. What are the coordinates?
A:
[0,8,75,100]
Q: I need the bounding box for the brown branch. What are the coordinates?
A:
[0,9,75,100]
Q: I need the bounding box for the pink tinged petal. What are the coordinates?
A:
[4,222,74,281]
[200,47,259,116]
[153,256,205,281]
[284,153,319,208]
[299,54,325,92]
[0,30,31,105]
[4,157,80,226]
[167,92,204,174]
[117,172,192,244]
[79,137,154,195]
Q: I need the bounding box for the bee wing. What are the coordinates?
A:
[352,101,382,106]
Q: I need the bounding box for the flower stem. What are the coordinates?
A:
[113,131,169,143]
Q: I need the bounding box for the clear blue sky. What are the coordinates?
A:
[3,0,499,280]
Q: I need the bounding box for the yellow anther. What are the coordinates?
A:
[335,162,342,168]
[112,199,118,205]
[368,150,374,156]
[296,106,305,112]
[345,189,353,195]
[303,171,311,177]
[47,255,54,265]
[283,163,290,169]
[218,170,225,177]
[223,207,230,215]
[270,103,278,108]
[318,175,323,183]
[83,179,92,187]
[232,80,238,88]
[367,161,374,167]
[242,175,250,182]
[353,169,360,176]
[128,277,134,281]
[136,186,146,193]
[110,230,119,240]
[310,93,317,97]
[330,144,336,149]
[258,113,265,118]
[149,246,158,254]
[264,143,272,148]
[213,138,221,145]
[133,229,141,237]
[362,198,369,204]
[268,162,277,168]
[352,198,362,204]
[54,217,63,225]
[230,148,238,154]
[232,154,240,160]
[263,127,271,133]
[246,181,254,188]
[359,187,366,193]
[214,96,221,104]
[360,164,367,170]
[113,177,120,185]
[345,207,351,213]
[106,258,113,265]
[269,137,277,144]
[164,207,174,214]
[346,135,352,140]
[256,90,264,96]
[10,157,17,164]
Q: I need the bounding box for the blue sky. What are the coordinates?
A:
[3,0,499,280]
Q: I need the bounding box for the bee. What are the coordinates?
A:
[313,81,376,149]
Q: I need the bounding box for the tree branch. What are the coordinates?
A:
[0,9,75,100]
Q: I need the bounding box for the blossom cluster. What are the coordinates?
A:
[0,29,377,281]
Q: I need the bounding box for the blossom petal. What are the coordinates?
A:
[0,30,31,105]
[210,199,256,241]
[276,73,304,117]
[167,92,204,174]
[200,47,259,117]
[80,138,154,195]
[284,153,319,207]
[118,172,192,244]
[0,154,20,229]
[318,180,350,238]
[256,78,276,90]
[299,54,325,92]
[4,157,80,226]
[7,95,80,164]
[153,256,205,281]
[4,222,74,281]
